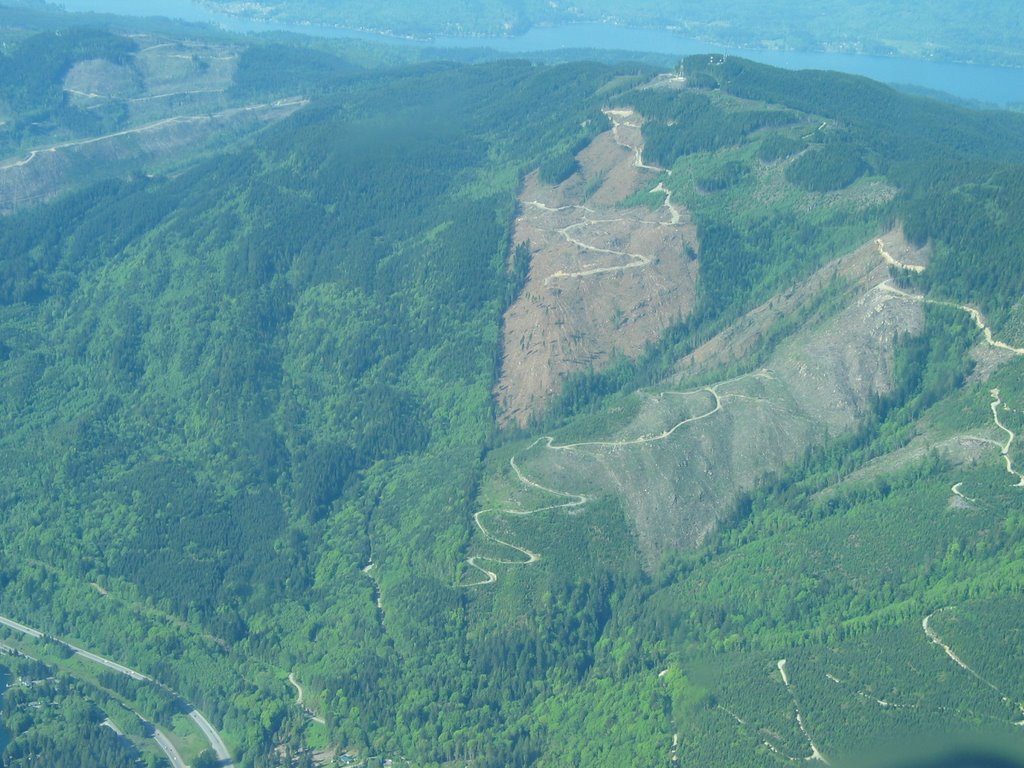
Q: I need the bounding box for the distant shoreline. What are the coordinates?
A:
[50,1,1024,105]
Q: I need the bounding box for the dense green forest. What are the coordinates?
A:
[1,657,142,768]
[681,55,1024,328]
[1,9,1024,768]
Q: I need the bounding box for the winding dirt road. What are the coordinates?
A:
[289,673,326,725]
[603,108,667,172]
[873,246,1024,494]
[288,673,305,705]
[543,213,654,283]
[989,388,1024,486]
[923,608,1024,723]
[463,455,588,586]
[877,281,1024,358]
[950,482,976,502]
[465,371,769,586]
[651,182,682,224]
[537,108,679,284]
[538,108,680,284]
[530,183,685,283]
[776,659,829,764]
[876,238,926,273]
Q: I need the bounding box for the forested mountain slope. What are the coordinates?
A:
[1,15,1024,768]
[0,20,317,211]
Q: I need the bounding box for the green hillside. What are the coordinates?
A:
[1,12,1024,768]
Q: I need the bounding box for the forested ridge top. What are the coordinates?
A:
[0,12,1023,767]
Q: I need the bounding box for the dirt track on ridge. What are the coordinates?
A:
[494,108,699,427]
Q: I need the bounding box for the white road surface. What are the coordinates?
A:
[189,709,234,764]
[154,726,188,768]
[0,613,233,766]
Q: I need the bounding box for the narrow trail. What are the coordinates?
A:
[602,108,667,173]
[127,88,227,102]
[463,371,768,586]
[923,609,1024,723]
[64,87,227,102]
[775,659,830,764]
[989,388,1024,486]
[951,482,976,502]
[961,435,1006,449]
[288,673,327,725]
[463,456,588,587]
[801,120,829,139]
[825,669,917,712]
[64,87,105,99]
[874,268,1023,487]
[876,238,925,274]
[719,705,747,726]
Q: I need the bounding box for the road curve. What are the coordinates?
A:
[288,672,327,725]
[462,371,771,586]
[0,613,233,766]
[189,709,233,764]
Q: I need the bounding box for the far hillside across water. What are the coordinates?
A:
[50,0,1024,106]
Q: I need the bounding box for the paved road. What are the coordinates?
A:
[154,726,188,768]
[0,613,233,766]
[189,708,233,763]
[0,615,42,639]
[71,644,150,681]
[1,614,150,680]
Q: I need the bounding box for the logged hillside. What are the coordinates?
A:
[464,55,1024,767]
[495,90,700,427]
[2,17,1024,768]
[0,19,357,211]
